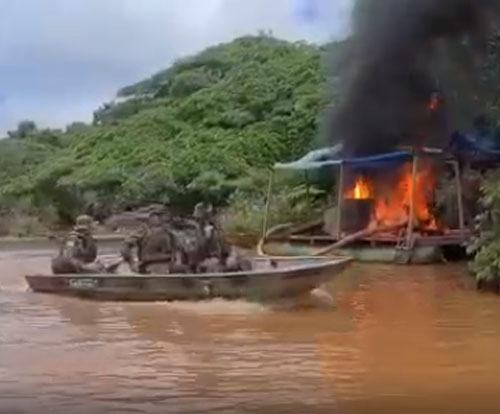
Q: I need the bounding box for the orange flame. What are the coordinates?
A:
[345,176,373,200]
[428,93,439,111]
[374,163,437,229]
[344,163,438,230]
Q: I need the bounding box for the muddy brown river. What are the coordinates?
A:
[2,248,500,413]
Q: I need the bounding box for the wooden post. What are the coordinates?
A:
[405,152,418,248]
[261,170,274,240]
[336,163,344,240]
[304,170,310,200]
[452,161,465,240]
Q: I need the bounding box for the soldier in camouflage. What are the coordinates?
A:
[190,202,251,273]
[121,210,180,274]
[190,202,226,272]
[51,215,105,274]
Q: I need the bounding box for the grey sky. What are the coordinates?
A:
[0,0,353,134]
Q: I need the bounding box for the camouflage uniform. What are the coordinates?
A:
[223,247,252,272]
[121,211,178,274]
[190,203,227,271]
[51,215,104,274]
[190,203,250,273]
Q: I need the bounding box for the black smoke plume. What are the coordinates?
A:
[328,0,500,156]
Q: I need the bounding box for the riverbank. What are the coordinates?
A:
[0,232,260,255]
[0,234,124,252]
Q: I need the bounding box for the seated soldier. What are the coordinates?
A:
[191,202,251,273]
[51,215,106,274]
[121,209,179,274]
[222,247,253,272]
[189,202,224,272]
[164,203,219,273]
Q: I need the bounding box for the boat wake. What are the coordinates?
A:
[147,290,336,314]
[128,298,270,315]
[0,282,30,294]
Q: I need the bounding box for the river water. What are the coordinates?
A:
[2,249,500,413]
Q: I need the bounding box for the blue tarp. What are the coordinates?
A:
[274,145,413,170]
[274,145,343,170]
[450,131,500,162]
[275,131,500,171]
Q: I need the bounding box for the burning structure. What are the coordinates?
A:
[260,145,467,264]
[257,0,500,263]
[341,159,440,233]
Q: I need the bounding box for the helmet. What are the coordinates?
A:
[74,214,94,231]
[193,202,205,219]
[148,207,171,224]
[193,202,213,220]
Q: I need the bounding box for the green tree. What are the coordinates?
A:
[66,122,88,133]
[8,120,37,139]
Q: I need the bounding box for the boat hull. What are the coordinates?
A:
[25,257,352,302]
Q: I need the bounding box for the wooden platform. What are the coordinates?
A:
[286,229,470,247]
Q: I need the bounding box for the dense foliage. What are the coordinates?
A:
[470,171,500,286]
[463,23,500,286]
[0,35,331,229]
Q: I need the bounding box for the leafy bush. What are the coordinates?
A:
[469,171,500,285]
[222,169,327,237]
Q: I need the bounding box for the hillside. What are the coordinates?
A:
[0,35,331,225]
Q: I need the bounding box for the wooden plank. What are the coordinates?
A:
[414,233,471,247]
[288,231,471,244]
